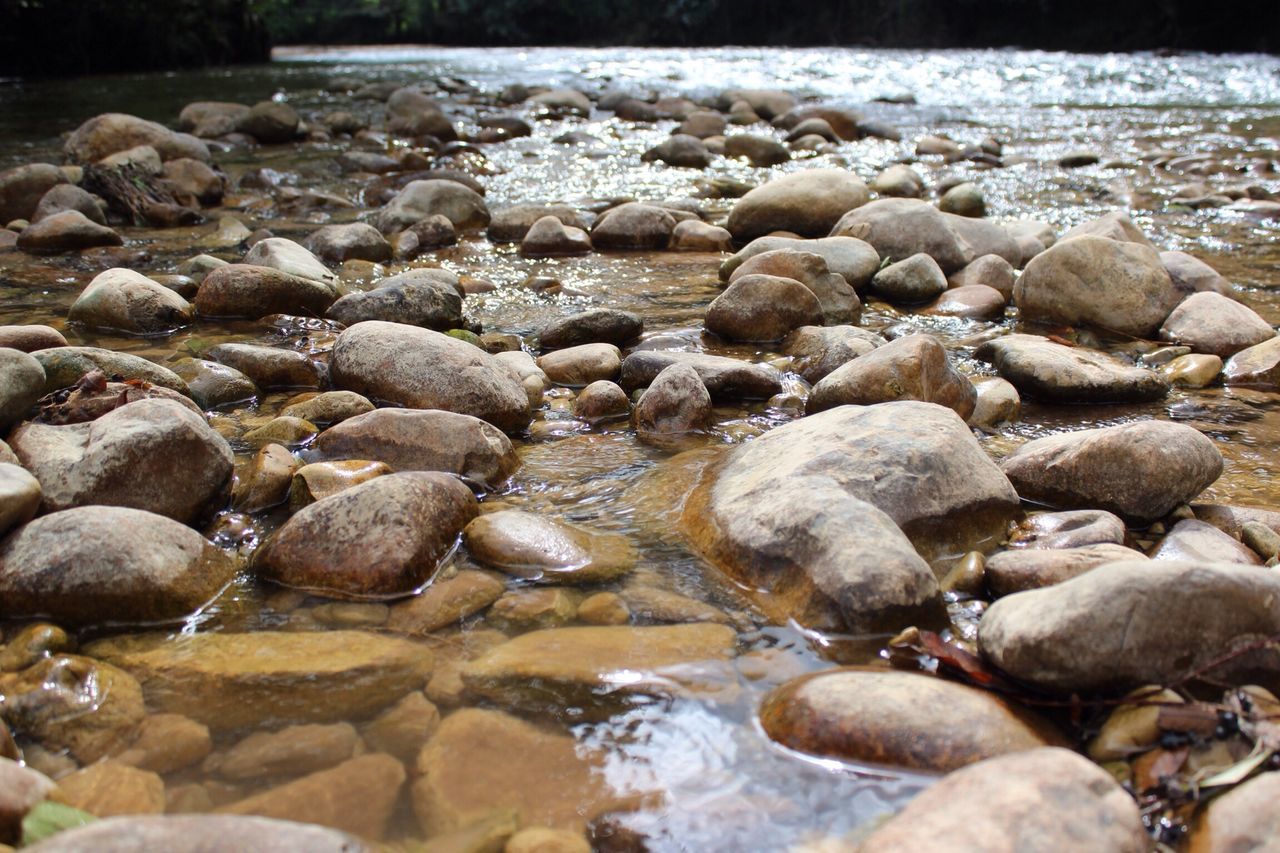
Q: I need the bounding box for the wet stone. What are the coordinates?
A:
[23,815,370,852]
[58,762,165,818]
[207,723,359,781]
[539,308,643,350]
[871,252,948,304]
[807,334,976,420]
[1008,509,1127,549]
[985,543,1148,596]
[206,343,322,390]
[1150,518,1261,564]
[385,570,506,635]
[464,509,636,584]
[975,334,1169,404]
[619,351,782,401]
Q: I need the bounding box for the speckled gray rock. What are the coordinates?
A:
[314,408,519,490]
[1158,291,1274,358]
[375,180,489,233]
[828,197,974,273]
[31,347,188,396]
[330,321,531,433]
[808,334,976,419]
[870,253,948,303]
[304,223,393,264]
[0,506,235,627]
[9,398,232,522]
[69,268,193,336]
[241,238,338,289]
[539,309,643,350]
[705,274,823,342]
[326,269,462,330]
[590,203,677,250]
[633,362,712,439]
[1000,420,1222,522]
[253,472,478,599]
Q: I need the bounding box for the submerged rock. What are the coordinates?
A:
[465,510,636,584]
[330,321,531,433]
[760,668,1063,771]
[0,506,235,627]
[1000,420,1222,522]
[858,748,1146,852]
[23,815,369,853]
[253,472,477,599]
[86,630,433,731]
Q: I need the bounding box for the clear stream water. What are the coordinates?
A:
[0,46,1279,850]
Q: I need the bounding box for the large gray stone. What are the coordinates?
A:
[975,334,1169,403]
[64,113,210,164]
[194,264,337,319]
[726,169,870,241]
[807,334,976,420]
[375,180,489,233]
[68,268,193,336]
[325,269,462,331]
[330,321,531,433]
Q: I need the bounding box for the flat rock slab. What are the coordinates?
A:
[464,509,636,584]
[760,668,1064,772]
[461,624,737,715]
[84,630,433,731]
[985,543,1147,596]
[975,334,1168,403]
[24,815,369,853]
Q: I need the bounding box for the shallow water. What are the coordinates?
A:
[1,45,1279,850]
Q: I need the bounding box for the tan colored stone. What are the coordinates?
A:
[231,443,299,513]
[208,723,359,781]
[464,510,635,584]
[288,459,391,510]
[56,762,165,818]
[386,571,506,635]
[116,714,211,774]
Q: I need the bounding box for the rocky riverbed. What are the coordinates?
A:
[0,46,1277,851]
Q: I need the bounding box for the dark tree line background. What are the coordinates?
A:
[1,0,1275,77]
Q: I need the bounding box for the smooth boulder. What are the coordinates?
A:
[807,334,976,420]
[705,274,822,342]
[726,169,870,241]
[975,334,1169,403]
[69,268,193,336]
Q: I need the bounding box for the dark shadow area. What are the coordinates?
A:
[2,0,1276,77]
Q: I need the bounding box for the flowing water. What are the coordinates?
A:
[1,46,1279,850]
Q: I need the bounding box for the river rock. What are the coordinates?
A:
[487,204,593,242]
[0,653,144,762]
[1008,509,1127,549]
[1014,235,1180,337]
[1060,211,1154,247]
[0,505,234,626]
[974,334,1169,403]
[590,203,677,250]
[387,87,455,138]
[178,101,251,137]
[1187,770,1280,853]
[633,361,713,439]
[871,163,925,198]
[31,347,188,396]
[1163,353,1223,388]
[720,235,880,290]
[705,274,822,342]
[0,757,55,842]
[520,215,592,257]
[922,284,1007,319]
[288,460,390,509]
[100,144,162,174]
[68,268,192,336]
[721,88,795,119]
[1158,291,1274,357]
[231,444,298,512]
[25,814,370,852]
[361,692,439,762]
[0,464,39,537]
[938,181,985,217]
[1150,518,1261,564]
[64,113,210,164]
[1223,336,1280,388]
[206,343,322,390]
[619,351,782,400]
[486,587,577,631]
[280,391,373,426]
[464,510,635,584]
[0,163,67,223]
[760,668,1062,771]
[727,249,861,324]
[536,343,621,386]
[1000,420,1223,521]
[969,377,1021,429]
[530,88,592,116]
[58,761,164,817]
[0,325,65,353]
[683,401,1018,629]
[858,748,1146,853]
[782,325,885,383]
[985,543,1148,595]
[237,101,301,143]
[978,560,1280,693]
[253,471,477,599]
[304,223,392,264]
[315,407,517,489]
[828,198,974,273]
[171,358,257,409]
[161,158,224,206]
[669,219,733,251]
[726,169,869,241]
[86,630,433,730]
[807,334,976,419]
[949,253,1016,298]
[412,708,618,836]
[9,398,232,521]
[209,723,359,781]
[330,321,531,433]
[1160,250,1234,298]
[574,380,630,422]
[384,570,505,635]
[17,210,121,254]
[32,184,106,224]
[218,753,403,840]
[0,347,44,431]
[326,269,463,330]
[242,237,338,289]
[461,624,736,715]
[539,308,642,350]
[724,134,790,166]
[641,134,714,168]
[376,180,489,233]
[870,253,948,303]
